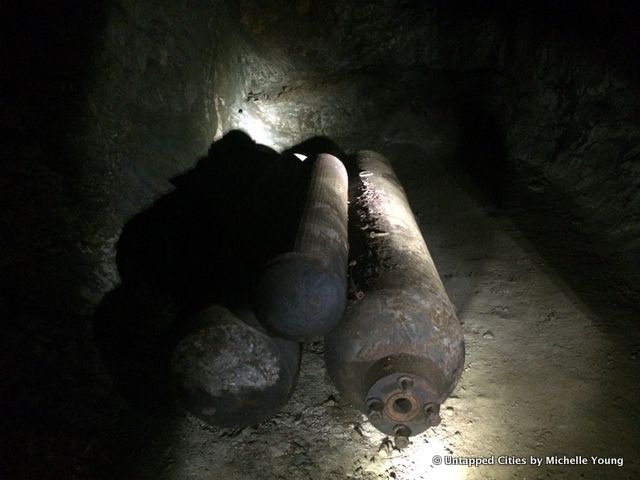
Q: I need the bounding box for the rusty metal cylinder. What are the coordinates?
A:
[169,305,300,428]
[324,150,465,442]
[255,153,349,340]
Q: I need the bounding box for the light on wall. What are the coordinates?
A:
[237,111,275,148]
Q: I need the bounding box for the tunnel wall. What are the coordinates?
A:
[496,16,640,285]
[455,5,639,287]
[2,2,223,477]
[2,0,219,317]
[77,0,220,311]
[433,2,640,287]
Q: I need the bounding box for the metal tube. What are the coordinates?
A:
[170,305,300,428]
[324,150,465,441]
[254,153,349,340]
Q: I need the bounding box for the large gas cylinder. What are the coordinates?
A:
[170,305,300,428]
[324,150,465,445]
[255,153,349,340]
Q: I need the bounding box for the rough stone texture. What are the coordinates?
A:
[2,0,639,478]
[500,34,640,287]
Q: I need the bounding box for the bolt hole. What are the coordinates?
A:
[393,397,412,415]
[367,398,383,412]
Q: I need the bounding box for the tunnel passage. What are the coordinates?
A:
[2,0,640,479]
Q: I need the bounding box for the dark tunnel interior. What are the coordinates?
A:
[2,1,640,479]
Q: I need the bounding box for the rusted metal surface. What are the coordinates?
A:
[255,153,349,340]
[324,150,465,440]
[170,305,300,428]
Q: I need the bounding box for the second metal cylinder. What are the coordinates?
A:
[255,153,349,340]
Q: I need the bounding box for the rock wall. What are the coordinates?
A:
[497,10,640,286]
[2,2,220,477]
[2,0,219,317]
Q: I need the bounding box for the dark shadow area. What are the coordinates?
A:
[1,4,118,479]
[450,92,640,318]
[443,0,640,76]
[504,164,640,318]
[452,95,508,208]
[446,79,640,318]
[93,286,177,415]
[2,1,108,134]
[117,130,304,314]
[448,85,640,316]
[94,130,310,414]
[0,1,112,315]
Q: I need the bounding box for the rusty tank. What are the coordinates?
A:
[324,150,465,446]
[255,153,349,340]
[170,304,300,428]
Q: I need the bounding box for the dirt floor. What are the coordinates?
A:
[110,137,639,480]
